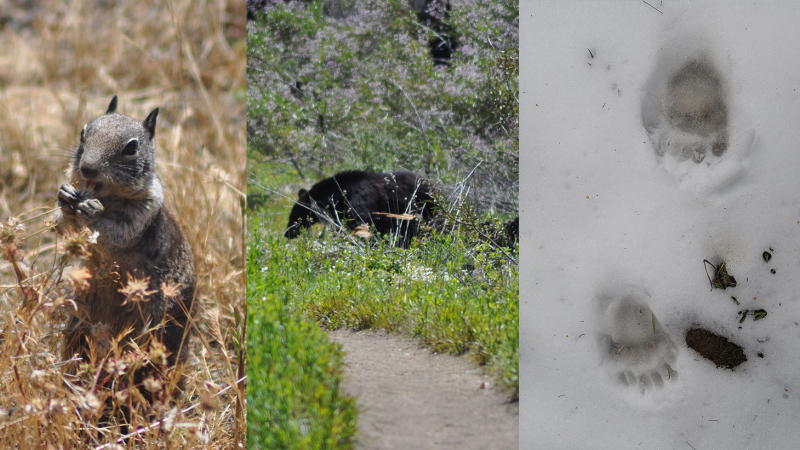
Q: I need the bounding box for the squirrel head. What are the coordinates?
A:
[70,96,163,202]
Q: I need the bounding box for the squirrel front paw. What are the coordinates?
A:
[58,184,104,220]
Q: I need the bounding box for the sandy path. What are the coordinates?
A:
[328,329,518,450]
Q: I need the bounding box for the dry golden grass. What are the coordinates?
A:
[0,0,245,448]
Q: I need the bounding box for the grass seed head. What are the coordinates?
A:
[199,390,219,412]
[162,406,178,433]
[29,369,47,389]
[209,166,231,184]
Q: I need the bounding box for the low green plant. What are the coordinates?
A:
[247,233,358,449]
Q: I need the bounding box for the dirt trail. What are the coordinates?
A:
[328,329,518,450]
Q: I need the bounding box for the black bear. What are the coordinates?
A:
[413,0,458,66]
[503,216,519,249]
[285,170,434,246]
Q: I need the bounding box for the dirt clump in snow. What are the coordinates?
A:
[685,327,747,368]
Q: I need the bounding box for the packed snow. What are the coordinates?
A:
[521,2,800,449]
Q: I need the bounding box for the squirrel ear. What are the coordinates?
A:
[298,189,309,202]
[143,108,159,139]
[106,96,118,114]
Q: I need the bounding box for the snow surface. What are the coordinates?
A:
[521,1,800,449]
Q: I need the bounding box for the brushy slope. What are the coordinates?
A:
[247,0,518,213]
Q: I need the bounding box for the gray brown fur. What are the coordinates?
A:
[57,96,196,373]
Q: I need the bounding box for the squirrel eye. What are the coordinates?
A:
[79,128,85,143]
[122,138,139,156]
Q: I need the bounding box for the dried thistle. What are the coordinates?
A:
[65,267,91,293]
[143,376,163,393]
[105,357,128,378]
[118,347,147,375]
[114,390,129,403]
[1,240,20,263]
[29,369,47,389]
[160,280,184,298]
[0,217,24,263]
[24,398,44,414]
[47,399,68,418]
[79,391,102,416]
[95,260,120,283]
[0,216,24,243]
[147,340,169,367]
[60,227,95,260]
[119,273,157,306]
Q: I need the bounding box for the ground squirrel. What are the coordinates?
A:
[57,96,196,379]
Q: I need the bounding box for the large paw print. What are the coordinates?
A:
[644,56,728,163]
[598,291,678,394]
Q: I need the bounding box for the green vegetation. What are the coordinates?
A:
[247,235,358,449]
[246,0,518,446]
[260,187,517,386]
[247,170,518,446]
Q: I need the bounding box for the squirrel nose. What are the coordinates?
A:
[80,165,99,180]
